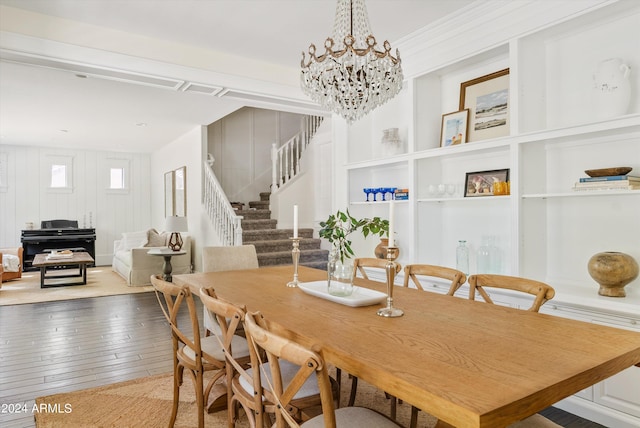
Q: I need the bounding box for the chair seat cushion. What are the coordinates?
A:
[240,360,320,400]
[508,414,562,427]
[302,406,401,427]
[182,334,249,362]
[2,254,20,272]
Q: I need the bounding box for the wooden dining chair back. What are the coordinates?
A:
[151,275,228,428]
[244,311,402,428]
[403,264,467,295]
[352,257,402,282]
[198,288,260,428]
[467,274,556,312]
[345,257,402,407]
[202,244,259,272]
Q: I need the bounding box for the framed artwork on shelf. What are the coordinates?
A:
[459,68,509,142]
[464,168,510,197]
[440,109,469,147]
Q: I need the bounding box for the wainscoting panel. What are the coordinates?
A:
[0,145,152,266]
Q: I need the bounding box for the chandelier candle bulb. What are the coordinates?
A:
[293,205,299,238]
[388,200,395,247]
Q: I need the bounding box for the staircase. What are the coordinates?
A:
[241,192,328,269]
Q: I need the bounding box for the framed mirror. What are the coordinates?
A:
[164,170,174,217]
[174,166,186,216]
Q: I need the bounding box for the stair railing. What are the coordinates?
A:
[203,160,243,246]
[271,115,323,191]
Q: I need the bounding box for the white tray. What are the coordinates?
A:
[46,253,74,259]
[298,281,387,307]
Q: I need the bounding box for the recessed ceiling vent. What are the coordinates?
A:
[179,82,223,95]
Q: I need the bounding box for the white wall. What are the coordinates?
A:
[208,107,306,207]
[150,126,209,272]
[0,144,151,265]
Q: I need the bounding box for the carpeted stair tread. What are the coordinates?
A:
[259,192,271,201]
[243,228,314,241]
[301,260,329,270]
[250,238,323,253]
[236,209,271,220]
[249,200,269,210]
[258,249,329,266]
[241,219,278,230]
[241,191,327,270]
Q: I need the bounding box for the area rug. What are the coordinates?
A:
[35,370,438,428]
[0,267,153,306]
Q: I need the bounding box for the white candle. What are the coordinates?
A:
[293,205,299,238]
[388,200,395,247]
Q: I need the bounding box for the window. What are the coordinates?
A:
[45,155,73,192]
[106,158,130,193]
[51,164,67,187]
[110,167,125,189]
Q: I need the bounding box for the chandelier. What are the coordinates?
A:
[300,0,403,123]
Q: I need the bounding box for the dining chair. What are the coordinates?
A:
[403,264,467,295]
[352,257,402,282]
[243,310,403,428]
[393,264,467,426]
[343,257,403,407]
[150,275,249,428]
[199,287,338,428]
[467,274,556,312]
[202,244,259,272]
[201,244,259,336]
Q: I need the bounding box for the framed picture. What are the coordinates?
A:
[464,168,510,197]
[459,68,509,142]
[440,109,469,147]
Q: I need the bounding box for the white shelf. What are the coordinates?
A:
[522,190,640,199]
[417,196,511,203]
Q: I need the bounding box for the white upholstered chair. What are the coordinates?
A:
[201,244,259,335]
[202,244,259,272]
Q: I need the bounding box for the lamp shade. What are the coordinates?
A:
[165,216,188,233]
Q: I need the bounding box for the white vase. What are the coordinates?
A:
[593,58,632,120]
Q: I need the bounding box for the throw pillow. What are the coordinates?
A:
[2,254,20,272]
[121,231,148,250]
[146,228,166,247]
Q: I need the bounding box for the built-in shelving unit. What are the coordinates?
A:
[339,2,640,426]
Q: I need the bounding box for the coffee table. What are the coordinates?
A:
[32,252,95,288]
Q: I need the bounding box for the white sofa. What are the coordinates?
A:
[112,229,192,286]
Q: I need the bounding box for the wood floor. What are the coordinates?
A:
[0,292,605,428]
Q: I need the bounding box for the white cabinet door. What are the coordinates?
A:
[594,365,640,418]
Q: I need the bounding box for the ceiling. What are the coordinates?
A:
[0,0,475,153]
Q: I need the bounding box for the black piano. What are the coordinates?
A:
[21,220,96,271]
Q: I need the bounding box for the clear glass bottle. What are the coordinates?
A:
[477,237,492,274]
[477,236,501,274]
[456,240,469,275]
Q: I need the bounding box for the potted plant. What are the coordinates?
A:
[319,209,389,264]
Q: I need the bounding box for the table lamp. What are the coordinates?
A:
[165,216,188,251]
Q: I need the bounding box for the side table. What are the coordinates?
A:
[147,248,186,282]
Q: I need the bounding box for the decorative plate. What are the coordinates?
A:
[584,167,632,177]
[298,281,387,307]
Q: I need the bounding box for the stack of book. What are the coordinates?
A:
[573,174,640,191]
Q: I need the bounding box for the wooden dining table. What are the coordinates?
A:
[174,265,640,428]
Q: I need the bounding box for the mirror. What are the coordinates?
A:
[174,166,186,216]
[164,171,174,217]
